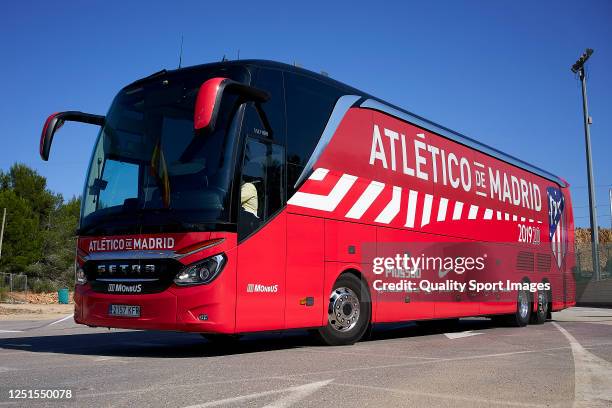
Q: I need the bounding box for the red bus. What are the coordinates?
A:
[40,60,575,345]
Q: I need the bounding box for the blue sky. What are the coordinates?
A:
[0,0,610,227]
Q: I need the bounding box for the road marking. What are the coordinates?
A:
[0,330,23,333]
[290,345,575,378]
[444,330,483,339]
[552,322,612,407]
[48,314,73,326]
[335,381,547,407]
[300,347,441,360]
[93,356,121,362]
[182,380,333,408]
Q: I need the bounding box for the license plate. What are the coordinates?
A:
[109,304,140,318]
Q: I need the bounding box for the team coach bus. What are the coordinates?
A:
[40,60,575,345]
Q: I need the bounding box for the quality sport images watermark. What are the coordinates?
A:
[362,241,559,302]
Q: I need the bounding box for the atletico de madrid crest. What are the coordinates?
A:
[547,187,567,269]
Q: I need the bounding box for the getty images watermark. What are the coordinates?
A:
[367,245,551,296]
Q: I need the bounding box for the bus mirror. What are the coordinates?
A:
[194,77,269,133]
[40,111,105,161]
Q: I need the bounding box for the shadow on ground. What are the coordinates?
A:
[0,318,504,359]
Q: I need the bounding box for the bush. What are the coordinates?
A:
[29,278,58,293]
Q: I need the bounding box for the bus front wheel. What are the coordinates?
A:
[316,273,371,346]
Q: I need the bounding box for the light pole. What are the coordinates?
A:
[571,48,600,280]
[0,207,5,261]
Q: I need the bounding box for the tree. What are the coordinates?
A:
[0,163,61,225]
[0,164,80,286]
[0,190,42,273]
[31,196,81,283]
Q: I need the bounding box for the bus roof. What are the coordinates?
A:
[155,59,566,187]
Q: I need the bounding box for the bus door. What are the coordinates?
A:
[235,71,287,331]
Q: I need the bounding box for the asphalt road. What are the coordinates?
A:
[1,308,612,408]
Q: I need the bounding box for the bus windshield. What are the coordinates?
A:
[79,67,248,235]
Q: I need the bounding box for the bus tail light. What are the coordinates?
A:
[174,254,226,286]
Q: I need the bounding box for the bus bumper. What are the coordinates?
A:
[74,283,236,333]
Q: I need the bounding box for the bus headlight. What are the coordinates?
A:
[174,254,226,286]
[75,264,87,285]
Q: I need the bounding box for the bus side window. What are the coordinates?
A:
[284,72,343,197]
[238,137,284,239]
[242,68,286,144]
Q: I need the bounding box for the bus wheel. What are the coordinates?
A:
[530,288,549,325]
[511,287,531,327]
[317,273,371,346]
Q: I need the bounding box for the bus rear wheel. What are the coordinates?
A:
[316,273,371,346]
[530,287,549,325]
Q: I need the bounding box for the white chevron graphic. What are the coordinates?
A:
[375,186,402,224]
[346,181,385,219]
[287,168,356,212]
[421,194,433,227]
[288,169,541,227]
[405,190,418,228]
[468,205,478,220]
[437,197,448,221]
[452,201,463,220]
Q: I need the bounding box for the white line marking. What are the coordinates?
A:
[48,314,73,326]
[437,197,448,221]
[0,330,23,333]
[444,331,483,339]
[404,189,418,227]
[182,380,333,408]
[468,205,478,220]
[421,193,433,227]
[376,186,402,224]
[335,382,545,407]
[452,201,463,220]
[552,322,612,407]
[345,181,385,219]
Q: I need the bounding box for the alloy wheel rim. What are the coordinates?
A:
[328,287,360,332]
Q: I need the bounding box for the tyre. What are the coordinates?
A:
[509,286,531,327]
[492,286,531,327]
[530,287,549,325]
[316,273,371,346]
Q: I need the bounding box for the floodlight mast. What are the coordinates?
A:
[571,48,600,280]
